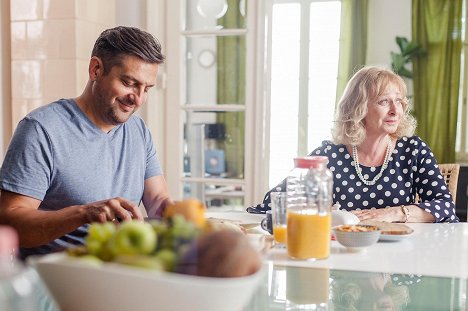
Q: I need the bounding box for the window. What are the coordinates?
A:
[267,0,342,187]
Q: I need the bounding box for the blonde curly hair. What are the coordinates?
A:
[332,65,416,146]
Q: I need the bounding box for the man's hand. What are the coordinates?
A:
[83,197,143,223]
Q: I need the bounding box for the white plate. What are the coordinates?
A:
[205,211,264,229]
[379,232,414,242]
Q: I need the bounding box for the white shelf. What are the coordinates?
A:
[181,28,247,37]
[181,177,245,186]
[205,191,245,199]
[182,104,245,112]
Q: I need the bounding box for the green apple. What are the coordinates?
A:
[156,249,177,271]
[109,221,157,256]
[87,222,116,243]
[148,220,168,236]
[114,255,163,270]
[85,222,117,258]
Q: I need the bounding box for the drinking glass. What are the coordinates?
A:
[270,192,287,246]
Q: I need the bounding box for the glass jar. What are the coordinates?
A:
[286,156,332,260]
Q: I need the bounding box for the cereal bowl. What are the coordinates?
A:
[333,225,381,249]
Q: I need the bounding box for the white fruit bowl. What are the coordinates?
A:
[29,252,264,311]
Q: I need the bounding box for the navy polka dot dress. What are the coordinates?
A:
[250,136,458,223]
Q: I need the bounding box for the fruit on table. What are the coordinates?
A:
[69,254,103,267]
[85,222,117,260]
[176,230,262,278]
[74,217,201,272]
[73,203,263,278]
[155,249,177,272]
[151,215,200,254]
[164,199,206,228]
[113,255,163,270]
[108,221,157,256]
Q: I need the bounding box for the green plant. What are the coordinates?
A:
[391,36,425,79]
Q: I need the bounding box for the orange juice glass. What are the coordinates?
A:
[273,224,287,244]
[270,192,288,246]
[287,210,331,260]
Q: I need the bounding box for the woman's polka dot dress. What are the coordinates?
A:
[250,136,458,223]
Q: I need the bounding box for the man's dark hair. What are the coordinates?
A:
[92,26,165,74]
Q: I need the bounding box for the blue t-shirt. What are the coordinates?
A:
[0,99,163,257]
[251,136,458,223]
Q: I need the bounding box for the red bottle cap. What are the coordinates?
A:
[293,156,328,169]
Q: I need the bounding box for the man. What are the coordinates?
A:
[0,26,172,258]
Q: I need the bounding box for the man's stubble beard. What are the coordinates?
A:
[96,91,134,126]
[106,105,131,125]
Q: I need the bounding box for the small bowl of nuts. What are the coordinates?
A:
[333,224,381,249]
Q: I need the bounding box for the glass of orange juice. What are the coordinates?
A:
[287,208,331,260]
[270,192,287,247]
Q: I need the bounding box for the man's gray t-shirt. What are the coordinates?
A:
[0,99,162,257]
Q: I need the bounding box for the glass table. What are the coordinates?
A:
[31,221,468,310]
[243,222,468,310]
[245,263,468,310]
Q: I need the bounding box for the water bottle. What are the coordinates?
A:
[0,226,59,311]
[286,156,332,260]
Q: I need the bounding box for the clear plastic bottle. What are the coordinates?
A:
[286,156,333,260]
[0,226,59,311]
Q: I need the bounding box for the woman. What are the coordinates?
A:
[250,65,458,223]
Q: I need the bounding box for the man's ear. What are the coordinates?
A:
[89,56,104,81]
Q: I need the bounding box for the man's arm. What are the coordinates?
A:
[142,175,173,218]
[0,190,143,247]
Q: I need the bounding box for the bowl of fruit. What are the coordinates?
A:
[30,199,264,311]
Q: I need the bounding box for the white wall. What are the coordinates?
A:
[116,0,146,28]
[115,0,167,168]
[0,1,11,161]
[367,0,412,66]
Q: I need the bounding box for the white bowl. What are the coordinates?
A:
[331,210,360,227]
[333,225,381,249]
[29,253,264,311]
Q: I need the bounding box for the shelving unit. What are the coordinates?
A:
[164,0,259,211]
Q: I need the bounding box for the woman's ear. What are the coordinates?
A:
[89,56,103,81]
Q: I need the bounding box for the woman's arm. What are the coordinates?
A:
[412,137,458,222]
[351,204,435,223]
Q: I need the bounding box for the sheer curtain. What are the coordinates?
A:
[335,0,368,102]
[412,0,463,163]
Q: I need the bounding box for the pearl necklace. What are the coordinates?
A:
[352,137,392,186]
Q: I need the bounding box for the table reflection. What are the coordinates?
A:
[246,263,468,310]
[265,264,329,310]
[330,271,409,311]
